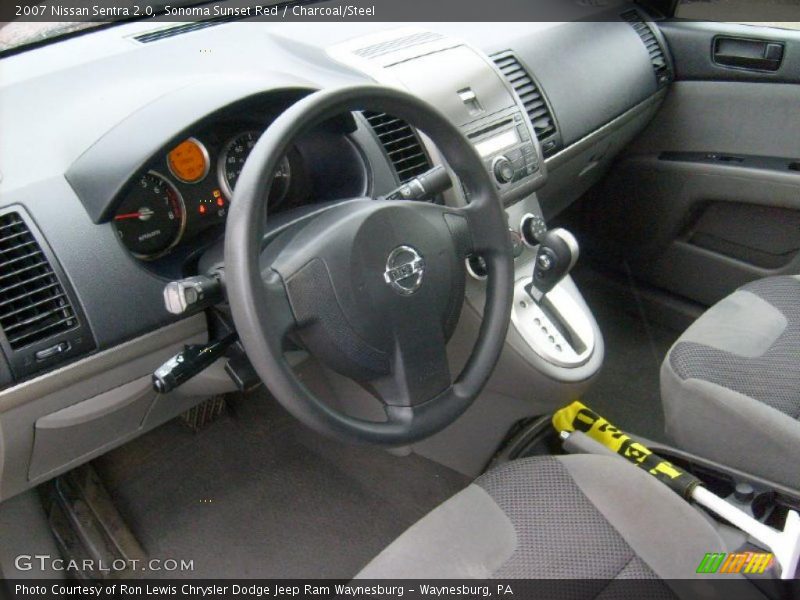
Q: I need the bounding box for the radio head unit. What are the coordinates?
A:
[465,106,543,201]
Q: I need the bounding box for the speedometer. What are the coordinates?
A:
[218,131,292,207]
[113,172,186,260]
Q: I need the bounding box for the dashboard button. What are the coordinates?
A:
[35,342,70,361]
[492,156,515,184]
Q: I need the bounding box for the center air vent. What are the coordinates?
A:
[622,10,672,86]
[363,112,432,183]
[0,212,77,350]
[492,52,561,157]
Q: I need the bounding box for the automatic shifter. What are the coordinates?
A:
[513,226,594,368]
[526,228,579,302]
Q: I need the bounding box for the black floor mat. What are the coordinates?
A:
[572,268,682,443]
[93,393,468,579]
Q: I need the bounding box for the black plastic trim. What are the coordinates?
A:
[622,8,675,87]
[659,151,800,174]
[659,20,800,84]
[490,51,562,158]
[712,35,784,72]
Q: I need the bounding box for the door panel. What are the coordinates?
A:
[626,80,800,158]
[659,21,800,84]
[595,154,800,306]
[586,20,800,308]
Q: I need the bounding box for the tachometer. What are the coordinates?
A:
[218,131,292,207]
[113,172,186,259]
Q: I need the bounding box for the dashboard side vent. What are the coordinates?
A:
[492,52,560,157]
[622,9,672,86]
[133,21,223,44]
[0,212,78,350]
[363,112,432,183]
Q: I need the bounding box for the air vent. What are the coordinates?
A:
[622,10,672,86]
[0,212,78,350]
[363,112,432,183]
[354,31,444,60]
[492,52,560,157]
[133,20,223,44]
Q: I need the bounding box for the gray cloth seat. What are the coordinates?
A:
[357,455,728,581]
[661,275,800,490]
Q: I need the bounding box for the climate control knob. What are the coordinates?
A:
[492,156,515,184]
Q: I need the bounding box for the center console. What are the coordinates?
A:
[384,44,546,205]
[329,30,546,204]
[464,107,542,201]
[329,28,603,393]
[324,28,605,475]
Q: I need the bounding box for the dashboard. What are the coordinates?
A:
[0,3,673,499]
[0,9,671,379]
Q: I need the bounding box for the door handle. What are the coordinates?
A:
[713,36,784,72]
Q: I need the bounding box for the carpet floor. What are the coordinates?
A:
[571,267,683,443]
[93,392,468,579]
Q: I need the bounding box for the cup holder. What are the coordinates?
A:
[751,491,777,521]
[649,452,790,523]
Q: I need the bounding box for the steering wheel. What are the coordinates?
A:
[224,84,514,446]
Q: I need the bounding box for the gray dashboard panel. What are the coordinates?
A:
[538,90,666,219]
[0,315,207,501]
[511,20,658,147]
[1,176,177,349]
[387,45,515,128]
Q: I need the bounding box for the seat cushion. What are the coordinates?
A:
[662,275,800,489]
[356,455,728,581]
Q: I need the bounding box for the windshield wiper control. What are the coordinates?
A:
[152,332,238,394]
[526,228,579,302]
[382,165,452,202]
[163,272,224,316]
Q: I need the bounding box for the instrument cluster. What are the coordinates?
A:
[112,123,306,261]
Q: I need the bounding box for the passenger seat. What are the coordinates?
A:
[661,276,800,490]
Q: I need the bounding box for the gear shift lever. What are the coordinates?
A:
[527,228,579,302]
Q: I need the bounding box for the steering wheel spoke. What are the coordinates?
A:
[439,206,475,258]
[372,311,452,408]
[261,269,297,340]
[459,200,505,257]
